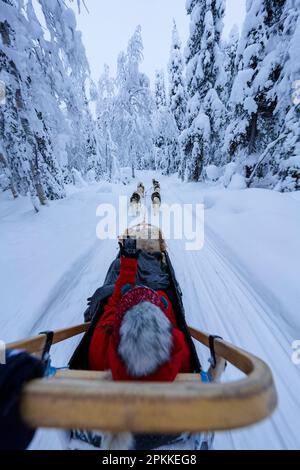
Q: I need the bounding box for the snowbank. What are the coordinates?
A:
[202,186,300,333]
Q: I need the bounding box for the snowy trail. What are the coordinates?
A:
[28,237,118,367]
[163,180,300,450]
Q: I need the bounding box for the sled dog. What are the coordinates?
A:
[130,183,144,214]
[151,191,161,209]
[137,182,145,197]
[152,179,160,192]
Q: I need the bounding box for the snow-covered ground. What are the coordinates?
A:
[1,171,300,450]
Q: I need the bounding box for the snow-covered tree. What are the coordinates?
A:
[154,70,167,109]
[153,67,179,174]
[0,0,100,210]
[38,0,100,181]
[97,26,154,179]
[120,27,154,176]
[96,64,116,179]
[153,106,179,175]
[224,0,300,191]
[225,0,272,165]
[168,21,187,132]
[181,0,226,181]
[272,1,300,191]
[0,0,62,207]
[222,25,239,103]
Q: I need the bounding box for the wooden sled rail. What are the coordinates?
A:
[7,323,90,357]
[15,326,277,434]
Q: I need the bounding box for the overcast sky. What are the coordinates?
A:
[75,0,246,84]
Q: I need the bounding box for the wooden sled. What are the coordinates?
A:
[6,223,277,435]
[8,324,277,433]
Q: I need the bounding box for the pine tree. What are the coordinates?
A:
[181,0,226,181]
[121,26,153,176]
[97,27,154,179]
[272,1,300,191]
[224,0,287,173]
[153,68,179,174]
[38,0,100,182]
[0,0,99,209]
[97,64,117,179]
[154,70,167,109]
[222,25,239,103]
[223,0,300,191]
[168,21,187,133]
[0,0,47,208]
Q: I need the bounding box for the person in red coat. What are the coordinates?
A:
[89,241,191,382]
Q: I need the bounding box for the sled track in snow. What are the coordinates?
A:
[164,186,300,450]
[27,238,118,367]
[29,243,99,335]
[29,239,117,336]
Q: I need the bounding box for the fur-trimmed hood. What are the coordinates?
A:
[113,287,173,378]
[118,301,173,377]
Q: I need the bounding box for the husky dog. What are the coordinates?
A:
[130,183,144,214]
[152,179,160,192]
[151,191,161,207]
[137,182,145,197]
[130,191,141,205]
[151,180,161,212]
[152,179,161,213]
[130,191,141,215]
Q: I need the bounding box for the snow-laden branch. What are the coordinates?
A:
[247,134,286,186]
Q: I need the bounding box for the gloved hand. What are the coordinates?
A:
[119,238,140,259]
[0,350,45,450]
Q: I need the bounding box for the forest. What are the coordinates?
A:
[0,0,299,213]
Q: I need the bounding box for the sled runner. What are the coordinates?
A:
[6,224,277,450]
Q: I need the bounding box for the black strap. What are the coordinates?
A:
[39,331,54,363]
[209,335,222,369]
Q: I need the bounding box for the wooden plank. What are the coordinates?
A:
[54,370,199,383]
[55,370,112,381]
[20,328,277,433]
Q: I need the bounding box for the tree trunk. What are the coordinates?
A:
[132,163,135,179]
[0,20,11,46]
[30,160,47,206]
[9,182,18,199]
[35,182,47,206]
[109,160,112,182]
[105,143,109,174]
[0,153,18,199]
[248,113,258,153]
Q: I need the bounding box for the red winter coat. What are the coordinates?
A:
[88,257,191,381]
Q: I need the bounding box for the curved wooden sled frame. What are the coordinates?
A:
[8,323,277,434]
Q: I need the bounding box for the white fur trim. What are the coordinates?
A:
[118,301,172,377]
